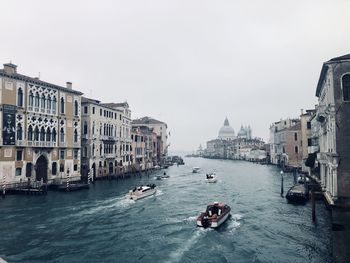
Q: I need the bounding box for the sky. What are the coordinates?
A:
[0,0,350,151]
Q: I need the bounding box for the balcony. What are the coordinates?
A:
[59,142,67,147]
[73,142,80,148]
[308,145,319,154]
[27,141,56,147]
[16,140,26,147]
[34,107,39,112]
[104,153,116,159]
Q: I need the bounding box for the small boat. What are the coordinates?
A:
[286,184,308,204]
[128,184,156,201]
[156,175,162,180]
[154,165,161,170]
[297,176,310,184]
[205,173,217,183]
[196,202,231,228]
[192,167,200,173]
[161,172,170,178]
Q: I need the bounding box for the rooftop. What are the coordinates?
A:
[132,116,166,126]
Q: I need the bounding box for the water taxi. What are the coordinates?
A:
[192,167,200,173]
[205,173,217,183]
[196,202,231,228]
[128,184,156,201]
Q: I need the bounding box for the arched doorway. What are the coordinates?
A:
[35,155,48,182]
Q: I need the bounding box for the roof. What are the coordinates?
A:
[0,68,83,95]
[287,122,301,131]
[102,102,129,108]
[81,97,122,112]
[132,116,166,126]
[316,54,350,97]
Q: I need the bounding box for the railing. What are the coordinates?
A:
[73,142,80,148]
[59,142,67,147]
[34,107,39,112]
[28,106,33,111]
[104,153,116,159]
[16,140,26,146]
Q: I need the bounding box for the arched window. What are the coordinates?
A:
[52,96,57,111]
[60,128,65,143]
[104,124,106,135]
[92,144,95,156]
[74,129,78,142]
[52,162,57,175]
[100,123,102,135]
[100,144,102,156]
[74,100,78,116]
[28,125,33,141]
[29,91,33,107]
[92,122,95,135]
[52,128,57,142]
[34,92,40,107]
[46,128,51,141]
[295,146,299,153]
[40,127,45,141]
[342,74,350,101]
[41,95,46,109]
[17,124,23,140]
[60,163,64,172]
[60,97,65,114]
[47,95,51,110]
[17,88,23,107]
[34,126,39,141]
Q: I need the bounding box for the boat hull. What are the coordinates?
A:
[129,188,156,201]
[205,177,217,183]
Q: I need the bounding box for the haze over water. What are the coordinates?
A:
[0,158,331,263]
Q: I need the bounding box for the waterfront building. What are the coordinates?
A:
[102,102,133,172]
[300,109,316,173]
[80,97,122,179]
[132,117,168,164]
[218,117,236,140]
[269,118,300,167]
[197,144,204,156]
[314,54,350,204]
[0,63,83,185]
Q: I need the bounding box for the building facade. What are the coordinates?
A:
[315,54,350,204]
[0,63,83,185]
[80,97,122,179]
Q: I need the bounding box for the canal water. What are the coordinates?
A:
[0,158,331,263]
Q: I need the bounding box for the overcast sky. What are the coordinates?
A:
[1,0,349,151]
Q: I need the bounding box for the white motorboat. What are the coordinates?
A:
[128,184,156,201]
[196,202,231,228]
[205,173,217,183]
[192,167,200,173]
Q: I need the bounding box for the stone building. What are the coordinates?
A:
[315,54,350,204]
[300,109,316,173]
[80,97,122,179]
[132,117,168,164]
[0,63,83,185]
[102,102,132,172]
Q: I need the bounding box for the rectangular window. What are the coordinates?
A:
[92,107,95,114]
[294,133,298,141]
[16,167,22,176]
[60,150,65,160]
[16,150,23,161]
[74,150,78,159]
[307,122,311,129]
[84,106,88,114]
[74,164,78,171]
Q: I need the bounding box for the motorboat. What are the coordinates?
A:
[156,175,162,180]
[161,172,170,178]
[154,165,161,170]
[286,184,308,204]
[205,173,217,183]
[196,202,231,228]
[128,184,156,201]
[297,175,310,184]
[192,167,200,173]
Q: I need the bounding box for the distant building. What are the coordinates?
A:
[218,117,235,140]
[0,63,83,185]
[132,117,168,164]
[315,54,350,204]
[197,144,204,156]
[300,109,316,173]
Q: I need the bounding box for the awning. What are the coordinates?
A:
[305,152,317,168]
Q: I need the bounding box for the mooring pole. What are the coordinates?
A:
[280,170,284,196]
[2,174,5,198]
[87,170,90,185]
[66,168,70,192]
[311,190,316,222]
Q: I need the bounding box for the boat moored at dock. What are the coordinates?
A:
[128,184,157,201]
[196,202,231,228]
[286,184,308,204]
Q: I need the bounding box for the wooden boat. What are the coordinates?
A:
[286,184,308,203]
[205,173,217,183]
[196,202,231,228]
[128,184,156,201]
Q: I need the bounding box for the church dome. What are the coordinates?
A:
[237,126,247,136]
[218,117,235,140]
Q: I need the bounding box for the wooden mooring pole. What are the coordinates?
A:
[280,170,284,196]
[2,174,5,199]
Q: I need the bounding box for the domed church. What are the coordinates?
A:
[218,117,236,140]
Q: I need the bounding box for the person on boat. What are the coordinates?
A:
[206,174,209,179]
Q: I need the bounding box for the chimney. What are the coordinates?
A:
[66,82,72,89]
[300,109,303,115]
[3,63,17,74]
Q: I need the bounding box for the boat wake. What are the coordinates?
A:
[227,213,243,232]
[167,229,207,263]
[155,189,164,197]
[183,216,197,223]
